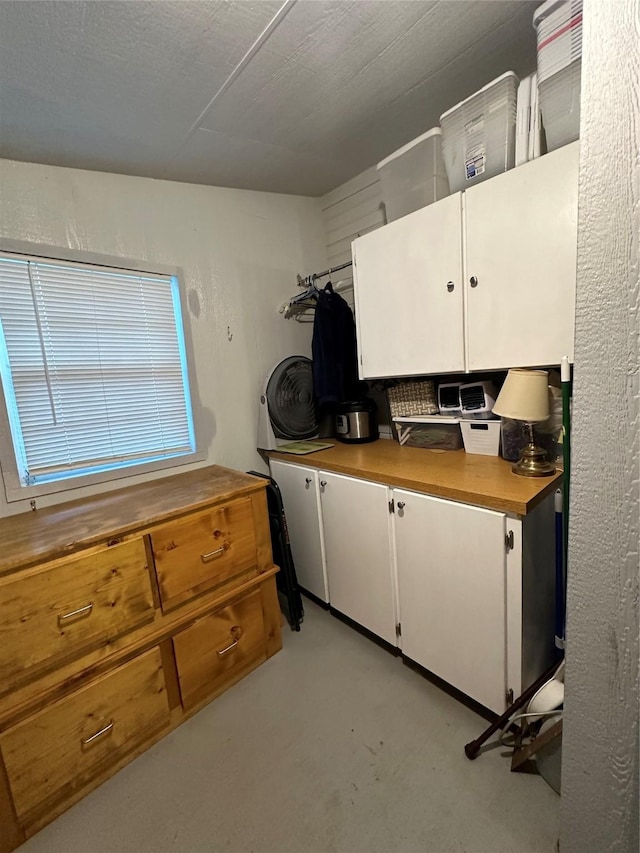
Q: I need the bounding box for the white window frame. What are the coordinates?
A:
[0,239,205,503]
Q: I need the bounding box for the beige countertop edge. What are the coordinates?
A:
[267,446,562,517]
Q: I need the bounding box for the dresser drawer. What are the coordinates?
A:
[150,499,258,610]
[0,647,170,827]
[172,589,266,710]
[0,538,154,696]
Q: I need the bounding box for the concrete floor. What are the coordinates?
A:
[21,600,560,853]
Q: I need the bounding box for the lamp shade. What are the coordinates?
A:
[492,369,550,422]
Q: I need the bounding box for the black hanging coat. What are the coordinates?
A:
[311,286,360,405]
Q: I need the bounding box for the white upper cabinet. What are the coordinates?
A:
[352,193,464,379]
[464,142,579,370]
[352,143,579,378]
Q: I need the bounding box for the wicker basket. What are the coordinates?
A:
[386,380,438,419]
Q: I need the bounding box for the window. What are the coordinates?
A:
[0,250,199,501]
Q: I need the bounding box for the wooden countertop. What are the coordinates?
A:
[269,440,562,516]
[0,465,266,575]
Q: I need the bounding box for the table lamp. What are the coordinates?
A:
[493,369,555,477]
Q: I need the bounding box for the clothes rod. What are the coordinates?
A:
[309,260,352,281]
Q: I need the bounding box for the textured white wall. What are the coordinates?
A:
[561,0,639,850]
[0,158,326,516]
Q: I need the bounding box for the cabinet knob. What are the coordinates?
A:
[320,480,327,488]
[397,501,405,511]
[470,275,478,288]
[305,477,312,487]
[446,281,454,292]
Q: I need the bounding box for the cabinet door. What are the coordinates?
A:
[464,142,579,370]
[172,589,266,710]
[352,194,464,379]
[269,460,329,603]
[0,538,154,695]
[319,472,396,645]
[1,647,170,828]
[394,489,507,712]
[150,499,258,611]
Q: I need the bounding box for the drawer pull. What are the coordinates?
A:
[200,546,226,563]
[57,603,93,626]
[81,720,114,748]
[216,638,239,657]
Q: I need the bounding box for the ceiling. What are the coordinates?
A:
[0,1,539,196]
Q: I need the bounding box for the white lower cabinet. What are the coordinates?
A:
[269,460,329,603]
[270,459,555,714]
[393,490,509,713]
[319,471,396,646]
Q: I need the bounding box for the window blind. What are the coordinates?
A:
[0,254,195,486]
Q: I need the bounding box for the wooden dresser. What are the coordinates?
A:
[0,466,282,852]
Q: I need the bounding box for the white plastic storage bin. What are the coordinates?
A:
[440,72,519,192]
[534,0,583,151]
[460,419,501,456]
[377,128,450,222]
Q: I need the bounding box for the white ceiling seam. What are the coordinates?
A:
[189,1,537,176]
[197,1,434,138]
[395,6,536,105]
[0,1,539,196]
[330,2,439,92]
[164,0,298,175]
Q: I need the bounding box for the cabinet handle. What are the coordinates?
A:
[201,546,225,563]
[320,480,327,488]
[470,275,478,288]
[81,720,114,748]
[217,638,239,657]
[57,603,93,626]
[305,477,312,487]
[397,501,405,510]
[446,281,455,292]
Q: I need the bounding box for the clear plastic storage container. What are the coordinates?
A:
[377,128,450,222]
[534,0,583,151]
[439,72,519,192]
[393,415,462,451]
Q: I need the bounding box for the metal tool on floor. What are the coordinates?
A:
[465,357,572,783]
[464,659,561,760]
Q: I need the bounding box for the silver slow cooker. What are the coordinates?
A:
[335,399,378,444]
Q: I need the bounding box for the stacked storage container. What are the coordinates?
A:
[533,0,583,151]
[439,71,519,192]
[377,128,450,222]
[515,73,543,165]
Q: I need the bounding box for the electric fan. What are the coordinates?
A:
[257,356,318,450]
